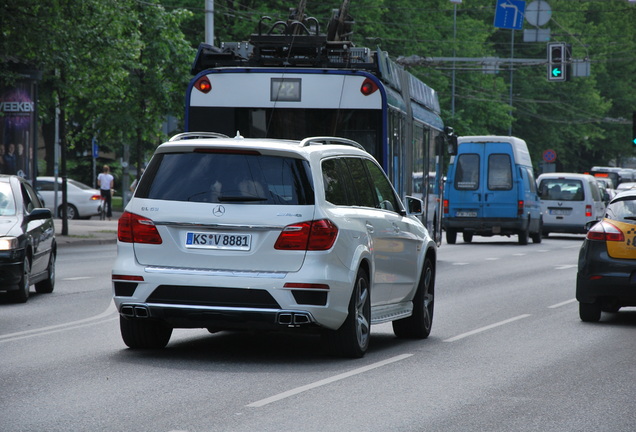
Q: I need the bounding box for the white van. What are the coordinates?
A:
[536,173,606,236]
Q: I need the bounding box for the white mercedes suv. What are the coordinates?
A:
[112,132,437,357]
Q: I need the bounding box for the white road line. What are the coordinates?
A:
[485,257,499,261]
[452,262,470,266]
[443,314,532,343]
[555,265,577,270]
[62,276,94,281]
[0,303,118,343]
[247,353,413,408]
[548,298,577,309]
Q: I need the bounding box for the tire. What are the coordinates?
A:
[446,229,457,245]
[518,225,529,245]
[58,204,78,220]
[462,232,473,243]
[393,257,434,339]
[323,268,371,358]
[531,219,542,244]
[579,301,602,322]
[9,257,31,303]
[35,251,56,294]
[119,316,173,349]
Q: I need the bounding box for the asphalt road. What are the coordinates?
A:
[1,236,635,432]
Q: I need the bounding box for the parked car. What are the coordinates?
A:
[35,177,102,219]
[576,189,636,322]
[536,173,606,236]
[0,175,56,303]
[112,133,436,357]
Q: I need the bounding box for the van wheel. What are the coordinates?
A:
[462,232,473,243]
[446,229,457,245]
[518,226,529,245]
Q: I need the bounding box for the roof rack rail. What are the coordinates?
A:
[169,132,229,141]
[299,136,365,151]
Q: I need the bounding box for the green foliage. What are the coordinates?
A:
[2,0,635,177]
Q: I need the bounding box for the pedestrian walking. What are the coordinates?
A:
[97,165,114,220]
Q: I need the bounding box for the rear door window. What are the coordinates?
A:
[137,152,314,205]
[488,154,512,191]
[455,154,479,190]
[539,179,584,201]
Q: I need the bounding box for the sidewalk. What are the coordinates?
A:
[54,213,120,248]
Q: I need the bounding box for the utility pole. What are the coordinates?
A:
[205,0,214,45]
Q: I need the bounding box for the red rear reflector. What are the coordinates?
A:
[585,205,592,217]
[360,78,379,96]
[274,219,338,251]
[195,76,211,93]
[118,211,163,244]
[112,274,145,281]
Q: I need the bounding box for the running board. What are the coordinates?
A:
[371,302,413,325]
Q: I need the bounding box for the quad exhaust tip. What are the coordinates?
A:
[277,312,313,327]
[120,305,150,318]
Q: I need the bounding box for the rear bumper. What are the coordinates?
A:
[443,217,527,235]
[119,302,319,330]
[576,241,636,305]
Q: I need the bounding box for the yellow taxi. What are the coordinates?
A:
[576,189,636,321]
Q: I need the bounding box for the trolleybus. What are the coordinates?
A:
[185,11,456,244]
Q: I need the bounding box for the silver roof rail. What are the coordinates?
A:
[299,136,366,151]
[169,132,229,141]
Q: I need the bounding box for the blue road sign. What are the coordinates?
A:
[494,0,526,30]
[92,137,99,159]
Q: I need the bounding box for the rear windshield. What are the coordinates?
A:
[136,151,314,205]
[605,196,636,224]
[539,179,584,201]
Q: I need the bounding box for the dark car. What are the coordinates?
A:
[0,175,56,303]
[576,189,636,322]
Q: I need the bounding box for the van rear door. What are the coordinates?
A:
[451,142,517,219]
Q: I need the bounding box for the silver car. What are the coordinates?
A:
[112,133,437,357]
[35,177,102,219]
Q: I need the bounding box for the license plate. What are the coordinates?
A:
[457,211,477,217]
[549,209,571,216]
[185,232,252,250]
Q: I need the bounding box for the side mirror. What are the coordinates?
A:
[404,196,423,216]
[28,207,52,221]
[444,126,458,156]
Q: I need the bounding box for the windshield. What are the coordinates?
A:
[0,182,16,216]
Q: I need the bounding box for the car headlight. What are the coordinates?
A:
[0,236,18,250]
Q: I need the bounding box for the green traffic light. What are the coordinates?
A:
[552,67,562,77]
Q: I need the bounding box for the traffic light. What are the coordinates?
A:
[547,42,567,82]
[633,111,636,146]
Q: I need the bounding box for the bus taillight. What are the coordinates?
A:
[360,78,378,96]
[195,76,212,93]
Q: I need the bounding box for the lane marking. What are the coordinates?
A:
[555,265,577,270]
[485,257,499,261]
[452,262,470,266]
[443,314,531,343]
[61,276,94,281]
[548,298,577,309]
[247,353,413,408]
[0,303,118,343]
